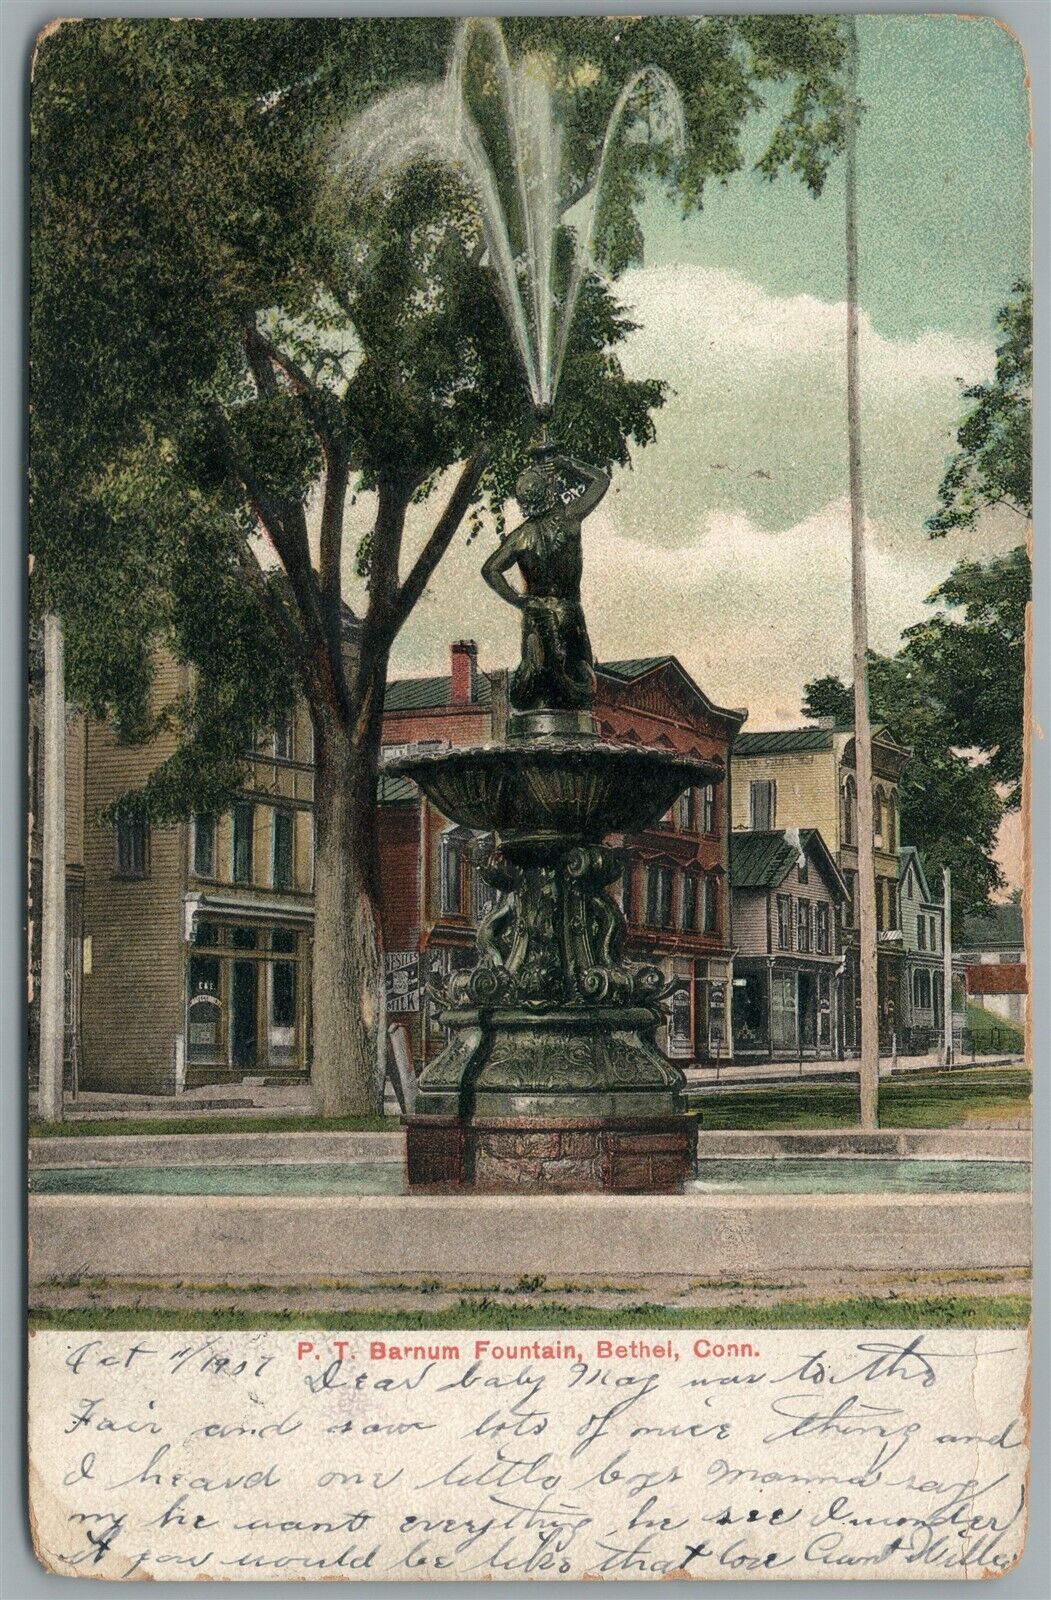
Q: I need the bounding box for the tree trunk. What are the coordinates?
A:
[310,712,387,1117]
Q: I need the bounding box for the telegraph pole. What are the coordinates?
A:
[942,866,954,1067]
[845,16,880,1128]
[38,611,66,1123]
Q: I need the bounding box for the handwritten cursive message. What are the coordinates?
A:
[28,1328,1028,1581]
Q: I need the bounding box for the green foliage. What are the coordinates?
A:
[804,539,1029,910]
[926,280,1032,537]
[31,15,847,823]
[903,546,1029,808]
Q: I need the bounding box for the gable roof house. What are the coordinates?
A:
[730,827,847,1060]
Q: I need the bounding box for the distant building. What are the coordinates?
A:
[955,901,1027,1033]
[731,721,910,1051]
[897,846,945,1050]
[730,828,847,1060]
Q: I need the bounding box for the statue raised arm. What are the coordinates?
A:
[482,453,609,715]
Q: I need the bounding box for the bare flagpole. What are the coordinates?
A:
[845,15,880,1128]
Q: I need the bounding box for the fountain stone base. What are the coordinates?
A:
[384,733,723,1196]
[407,1114,697,1194]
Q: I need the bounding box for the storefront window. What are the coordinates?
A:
[770,971,797,1051]
[733,972,767,1051]
[185,921,305,1072]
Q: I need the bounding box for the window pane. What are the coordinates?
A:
[681,873,696,931]
[192,920,219,948]
[271,927,296,954]
[440,834,463,915]
[750,781,773,830]
[777,894,792,949]
[702,785,715,833]
[271,961,296,1025]
[232,803,253,883]
[193,814,215,877]
[659,867,672,927]
[274,718,293,760]
[116,815,146,875]
[272,810,293,891]
[703,877,717,934]
[621,862,634,924]
[230,925,258,950]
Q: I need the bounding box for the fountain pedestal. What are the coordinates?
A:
[385,734,721,1193]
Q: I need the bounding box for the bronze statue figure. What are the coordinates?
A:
[482,453,610,712]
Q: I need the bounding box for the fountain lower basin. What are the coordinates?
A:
[383,736,723,1192]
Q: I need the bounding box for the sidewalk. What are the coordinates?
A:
[684,1050,1024,1091]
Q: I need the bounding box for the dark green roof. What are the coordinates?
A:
[958,902,1024,951]
[600,657,676,681]
[735,727,832,756]
[383,672,493,712]
[731,828,846,899]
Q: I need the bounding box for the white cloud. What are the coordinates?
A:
[607,264,1001,555]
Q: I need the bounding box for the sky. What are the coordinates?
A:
[348,14,1030,884]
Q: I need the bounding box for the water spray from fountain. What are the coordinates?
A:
[334,17,686,413]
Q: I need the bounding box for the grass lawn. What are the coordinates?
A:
[29,1066,1029,1141]
[28,1113,401,1139]
[966,1001,1025,1054]
[28,1293,1030,1333]
[696,1066,1030,1131]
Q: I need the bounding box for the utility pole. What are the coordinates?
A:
[38,611,66,1123]
[942,866,954,1067]
[845,15,880,1129]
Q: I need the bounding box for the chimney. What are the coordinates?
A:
[450,640,478,705]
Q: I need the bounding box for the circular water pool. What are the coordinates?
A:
[31,1156,1029,1198]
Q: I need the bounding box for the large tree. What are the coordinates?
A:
[925,279,1031,539]
[31,16,848,1112]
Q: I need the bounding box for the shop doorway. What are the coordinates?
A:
[229,959,258,1068]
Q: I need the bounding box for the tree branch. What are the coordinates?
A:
[319,435,350,663]
[213,404,347,720]
[391,446,490,635]
[250,326,343,449]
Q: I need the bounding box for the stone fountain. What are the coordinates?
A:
[357,20,718,1190]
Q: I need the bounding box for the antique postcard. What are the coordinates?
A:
[26,8,1034,1582]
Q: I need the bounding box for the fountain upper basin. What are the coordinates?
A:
[383,738,723,839]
